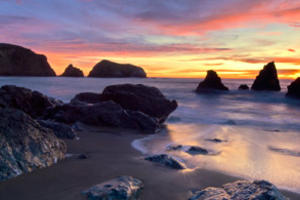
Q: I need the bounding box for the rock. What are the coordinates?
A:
[238,84,249,90]
[189,180,287,200]
[251,61,281,91]
[186,146,209,155]
[61,64,84,77]
[196,70,229,93]
[145,154,185,169]
[88,60,146,78]
[166,144,183,151]
[70,92,103,105]
[205,138,224,143]
[0,43,56,76]
[0,85,63,118]
[101,84,177,123]
[78,154,88,159]
[37,120,77,139]
[82,176,143,200]
[286,77,300,98]
[0,108,66,181]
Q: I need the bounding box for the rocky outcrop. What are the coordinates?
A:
[251,61,281,91]
[286,78,300,98]
[0,108,66,181]
[189,180,286,200]
[82,176,143,200]
[88,60,146,78]
[37,120,77,139]
[0,43,56,76]
[238,84,249,90]
[61,64,84,77]
[70,92,103,105]
[145,154,186,169]
[196,70,229,93]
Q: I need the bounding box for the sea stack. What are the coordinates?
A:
[286,78,300,98]
[0,43,56,76]
[88,60,146,78]
[196,70,229,93]
[61,64,84,77]
[238,84,249,90]
[251,61,281,91]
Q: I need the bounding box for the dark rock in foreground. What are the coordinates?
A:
[189,180,286,200]
[251,61,281,91]
[286,77,300,99]
[82,176,143,200]
[145,154,185,169]
[238,84,249,90]
[0,43,56,76]
[88,60,146,78]
[37,120,77,139]
[70,92,103,105]
[61,64,84,77]
[196,70,229,93]
[0,108,66,181]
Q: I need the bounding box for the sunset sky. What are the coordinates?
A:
[1,0,300,78]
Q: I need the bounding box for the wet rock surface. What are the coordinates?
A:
[37,120,77,139]
[286,77,300,99]
[145,154,186,169]
[61,64,84,77]
[196,70,229,93]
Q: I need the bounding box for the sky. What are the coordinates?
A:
[0,0,300,78]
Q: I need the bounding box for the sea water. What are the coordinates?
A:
[1,77,300,192]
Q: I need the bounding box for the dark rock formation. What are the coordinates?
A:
[88,60,146,78]
[0,43,56,76]
[286,77,300,98]
[186,146,209,155]
[82,176,143,200]
[61,64,84,77]
[196,70,229,93]
[0,108,66,181]
[101,84,177,123]
[238,84,249,90]
[70,92,103,105]
[145,154,185,169]
[37,120,77,139]
[189,180,286,200]
[251,61,281,91]
[205,138,224,143]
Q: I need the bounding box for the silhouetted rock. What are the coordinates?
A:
[0,108,66,181]
[251,61,281,91]
[88,60,146,78]
[238,84,249,90]
[196,70,229,93]
[82,176,143,200]
[189,180,286,200]
[145,154,185,169]
[0,43,56,76]
[186,146,209,155]
[70,92,103,105]
[61,64,84,77]
[37,120,77,139]
[101,84,177,123]
[286,78,300,99]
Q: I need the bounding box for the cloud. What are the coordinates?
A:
[288,49,296,52]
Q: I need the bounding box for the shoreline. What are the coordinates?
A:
[0,127,299,200]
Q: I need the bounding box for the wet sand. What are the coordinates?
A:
[0,127,299,200]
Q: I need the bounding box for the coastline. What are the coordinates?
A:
[0,127,299,200]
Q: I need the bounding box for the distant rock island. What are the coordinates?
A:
[287,78,300,99]
[88,60,146,78]
[0,43,56,76]
[196,70,229,93]
[61,64,84,77]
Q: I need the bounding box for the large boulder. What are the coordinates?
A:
[189,180,286,200]
[37,120,77,139]
[0,108,66,181]
[61,64,84,77]
[145,154,186,169]
[251,61,281,91]
[101,84,177,123]
[88,60,146,78]
[196,70,229,93]
[70,92,103,105]
[286,78,300,98]
[0,43,56,76]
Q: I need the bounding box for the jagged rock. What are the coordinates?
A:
[238,84,249,90]
[0,43,56,76]
[37,120,77,139]
[82,176,143,200]
[0,108,66,181]
[189,180,287,200]
[70,92,103,105]
[196,70,229,93]
[61,64,84,77]
[0,85,63,118]
[101,84,177,123]
[88,60,146,78]
[145,154,185,169]
[251,61,281,91]
[286,77,300,99]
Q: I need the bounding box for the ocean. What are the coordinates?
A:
[1,77,300,193]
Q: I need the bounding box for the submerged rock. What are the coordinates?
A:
[70,92,103,105]
[37,120,77,139]
[0,108,66,181]
[196,70,229,93]
[238,84,249,90]
[61,64,84,77]
[251,61,281,91]
[82,176,143,200]
[0,43,56,76]
[145,154,185,169]
[286,77,300,99]
[88,60,146,78]
[186,146,209,155]
[189,180,287,200]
